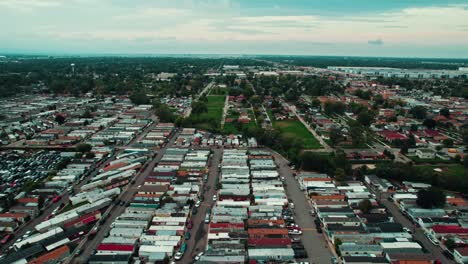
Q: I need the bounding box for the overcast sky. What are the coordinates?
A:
[1,0,468,57]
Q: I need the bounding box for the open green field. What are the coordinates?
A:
[204,95,225,120]
[190,95,225,131]
[273,120,322,149]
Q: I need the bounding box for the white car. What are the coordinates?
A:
[195,201,201,207]
[174,252,183,260]
[212,195,217,201]
[403,227,412,234]
[288,229,302,235]
[194,252,204,261]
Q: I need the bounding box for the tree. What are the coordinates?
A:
[155,104,176,122]
[55,114,66,125]
[445,237,456,251]
[334,168,346,182]
[324,101,346,115]
[410,106,427,120]
[129,89,149,105]
[358,199,372,214]
[85,152,95,159]
[440,108,450,118]
[350,126,366,147]
[423,118,437,129]
[299,152,335,174]
[329,128,343,146]
[416,187,446,209]
[357,111,375,127]
[76,143,92,153]
[464,157,468,169]
[442,138,454,148]
[408,134,416,147]
[191,101,208,114]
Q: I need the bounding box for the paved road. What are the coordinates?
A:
[72,129,180,263]
[184,81,215,118]
[220,96,229,129]
[369,188,454,263]
[180,148,222,263]
[272,151,333,264]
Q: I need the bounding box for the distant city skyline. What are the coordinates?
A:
[1,0,468,58]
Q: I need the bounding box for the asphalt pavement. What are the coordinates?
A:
[179,147,222,263]
[370,189,454,264]
[272,151,333,264]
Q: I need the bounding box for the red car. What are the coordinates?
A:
[187,220,193,229]
[52,195,62,203]
[45,214,55,220]
[1,234,12,244]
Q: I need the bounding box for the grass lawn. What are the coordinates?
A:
[190,95,225,130]
[415,164,466,190]
[273,120,322,149]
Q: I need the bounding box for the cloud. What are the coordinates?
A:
[368,38,384,45]
[0,0,61,12]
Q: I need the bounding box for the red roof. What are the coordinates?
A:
[17,197,39,203]
[97,244,134,252]
[379,130,407,140]
[209,223,244,229]
[248,238,292,246]
[432,225,468,234]
[28,245,70,264]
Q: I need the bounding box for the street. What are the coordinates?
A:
[179,148,222,263]
[272,151,334,264]
[369,188,454,263]
[70,128,180,263]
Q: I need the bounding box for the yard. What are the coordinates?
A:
[273,120,322,149]
[414,164,467,193]
[222,108,257,134]
[189,95,225,131]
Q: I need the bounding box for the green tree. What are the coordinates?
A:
[155,104,176,122]
[191,101,208,114]
[129,89,149,105]
[55,114,66,125]
[442,138,454,148]
[358,199,372,213]
[350,126,366,147]
[416,187,446,209]
[324,101,346,115]
[329,128,343,146]
[357,111,375,127]
[410,106,427,120]
[439,108,450,118]
[445,237,456,251]
[334,168,346,182]
[423,118,437,129]
[76,143,92,153]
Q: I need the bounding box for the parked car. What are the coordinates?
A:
[52,195,61,203]
[288,229,302,235]
[184,232,191,240]
[194,252,204,261]
[174,252,183,260]
[212,195,217,201]
[195,200,201,207]
[1,234,12,244]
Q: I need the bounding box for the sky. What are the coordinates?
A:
[1,0,468,58]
